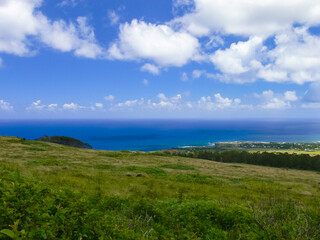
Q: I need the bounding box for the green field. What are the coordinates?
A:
[1,136,320,239]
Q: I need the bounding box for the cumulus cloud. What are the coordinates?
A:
[63,102,85,110]
[206,27,320,85]
[0,100,13,111]
[211,37,264,75]
[210,37,265,83]
[140,63,160,75]
[146,94,184,110]
[0,0,103,58]
[111,93,185,111]
[108,19,200,66]
[255,90,298,109]
[26,100,105,112]
[258,27,320,84]
[26,100,58,111]
[197,93,247,110]
[110,92,253,112]
[284,91,298,102]
[173,0,320,38]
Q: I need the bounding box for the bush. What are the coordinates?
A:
[1,173,319,239]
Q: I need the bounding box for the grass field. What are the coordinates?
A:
[1,136,320,239]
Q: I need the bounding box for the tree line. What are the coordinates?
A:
[170,150,320,171]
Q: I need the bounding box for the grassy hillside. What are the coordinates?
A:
[1,136,320,239]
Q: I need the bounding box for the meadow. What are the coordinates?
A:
[1,136,320,239]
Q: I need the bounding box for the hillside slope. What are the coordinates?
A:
[0,136,320,239]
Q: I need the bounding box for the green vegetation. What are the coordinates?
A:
[35,135,93,149]
[214,141,320,152]
[1,136,320,239]
[161,164,195,170]
[169,149,320,171]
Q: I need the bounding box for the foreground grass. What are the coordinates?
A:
[1,136,320,239]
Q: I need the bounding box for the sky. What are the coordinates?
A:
[0,0,320,119]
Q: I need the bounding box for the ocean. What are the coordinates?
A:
[0,119,320,151]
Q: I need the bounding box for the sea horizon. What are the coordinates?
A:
[1,119,320,151]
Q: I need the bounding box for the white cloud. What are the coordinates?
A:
[48,104,58,110]
[108,19,200,66]
[171,94,182,103]
[112,93,185,111]
[95,103,103,108]
[27,100,57,111]
[157,93,168,101]
[58,0,78,7]
[197,93,247,110]
[173,0,320,38]
[26,100,103,112]
[192,69,205,78]
[38,16,104,59]
[210,37,265,83]
[257,69,288,83]
[104,95,115,101]
[214,93,233,109]
[111,93,249,112]
[207,27,320,85]
[284,91,298,102]
[258,27,320,84]
[181,72,188,81]
[108,10,120,26]
[116,99,144,108]
[142,79,149,86]
[205,35,224,49]
[140,63,160,75]
[0,100,13,111]
[106,92,271,112]
[147,94,184,110]
[0,0,103,58]
[173,0,193,8]
[27,100,45,111]
[255,90,298,109]
[263,99,289,110]
[63,102,84,110]
[211,37,264,74]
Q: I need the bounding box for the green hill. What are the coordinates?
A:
[0,136,320,239]
[35,135,93,149]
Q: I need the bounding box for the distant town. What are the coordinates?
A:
[178,141,320,154]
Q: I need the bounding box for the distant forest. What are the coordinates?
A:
[167,150,320,172]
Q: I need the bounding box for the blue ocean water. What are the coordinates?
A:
[0,119,320,151]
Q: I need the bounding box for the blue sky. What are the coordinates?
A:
[0,0,320,119]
